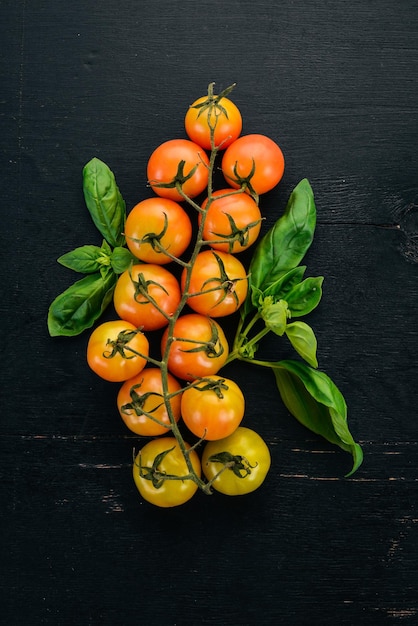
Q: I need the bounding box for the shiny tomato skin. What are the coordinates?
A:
[181,375,245,440]
[124,197,192,264]
[202,427,271,495]
[221,134,285,195]
[117,367,182,437]
[87,320,149,382]
[147,139,210,202]
[200,188,262,254]
[114,263,181,331]
[181,250,248,318]
[133,437,201,507]
[161,313,229,382]
[185,95,242,150]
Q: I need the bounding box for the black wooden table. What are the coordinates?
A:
[2,1,418,624]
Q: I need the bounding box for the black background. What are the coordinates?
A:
[2,1,418,625]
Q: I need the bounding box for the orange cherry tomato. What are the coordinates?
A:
[117,367,182,437]
[181,375,245,440]
[124,197,193,264]
[185,93,242,150]
[87,320,149,382]
[114,264,181,331]
[181,250,248,317]
[199,188,262,253]
[161,313,229,382]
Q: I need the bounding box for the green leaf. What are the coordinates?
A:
[285,321,318,368]
[272,360,363,476]
[285,276,324,317]
[110,247,136,274]
[83,157,126,248]
[249,178,316,294]
[250,266,306,309]
[58,245,104,274]
[47,271,117,337]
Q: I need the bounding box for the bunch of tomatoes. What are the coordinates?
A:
[86,84,285,507]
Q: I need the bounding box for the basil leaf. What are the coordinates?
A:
[272,360,363,476]
[110,247,136,274]
[83,158,126,248]
[285,276,324,317]
[47,271,117,337]
[250,266,306,309]
[249,178,316,293]
[285,322,318,368]
[58,245,105,274]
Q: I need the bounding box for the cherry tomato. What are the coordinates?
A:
[117,367,182,437]
[114,263,181,331]
[221,134,285,196]
[147,139,210,202]
[181,375,245,440]
[124,197,192,264]
[87,320,149,382]
[161,313,229,382]
[185,93,242,150]
[202,427,271,495]
[199,188,262,254]
[181,250,248,317]
[133,437,201,507]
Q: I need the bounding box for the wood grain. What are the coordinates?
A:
[1,0,418,624]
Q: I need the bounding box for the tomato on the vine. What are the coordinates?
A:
[202,427,271,495]
[87,320,149,382]
[161,313,229,381]
[181,375,245,440]
[133,437,201,507]
[117,367,182,437]
[221,134,285,196]
[147,139,210,201]
[200,188,262,253]
[181,250,248,317]
[185,94,242,150]
[114,263,181,331]
[124,197,192,264]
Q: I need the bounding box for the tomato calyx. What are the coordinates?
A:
[193,251,246,309]
[189,376,229,399]
[190,82,237,123]
[104,328,144,360]
[179,319,226,359]
[137,446,194,489]
[129,269,169,306]
[126,212,170,256]
[121,381,166,421]
[224,159,259,202]
[209,213,263,253]
[207,451,257,478]
[149,159,199,196]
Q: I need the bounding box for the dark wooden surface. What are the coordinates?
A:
[2,1,418,624]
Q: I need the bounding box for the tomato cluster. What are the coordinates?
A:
[86,84,283,507]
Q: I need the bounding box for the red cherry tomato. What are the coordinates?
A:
[221,134,285,195]
[147,139,210,202]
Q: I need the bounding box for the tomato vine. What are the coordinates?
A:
[48,82,363,507]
